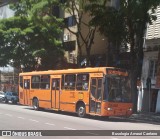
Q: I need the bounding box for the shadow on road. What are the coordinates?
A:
[0,101,21,106]
[1,102,160,125]
[22,106,160,126]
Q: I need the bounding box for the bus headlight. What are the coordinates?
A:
[107,108,113,111]
[128,108,132,111]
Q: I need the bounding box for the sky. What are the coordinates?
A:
[0,4,14,19]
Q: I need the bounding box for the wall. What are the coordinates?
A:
[141,51,158,88]
[0,4,14,19]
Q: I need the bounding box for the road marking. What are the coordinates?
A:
[17,117,25,119]
[5,114,13,117]
[86,132,99,135]
[45,123,55,126]
[29,119,39,123]
[64,127,76,130]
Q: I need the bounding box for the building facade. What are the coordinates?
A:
[139,6,160,113]
[63,0,120,67]
[63,5,107,67]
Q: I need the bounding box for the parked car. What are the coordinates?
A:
[5,92,19,104]
[0,91,5,102]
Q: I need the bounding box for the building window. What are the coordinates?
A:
[63,41,76,51]
[149,60,158,78]
[52,5,60,18]
[64,15,76,27]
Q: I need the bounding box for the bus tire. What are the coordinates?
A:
[77,104,86,118]
[33,98,39,110]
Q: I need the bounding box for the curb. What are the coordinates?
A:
[129,113,160,122]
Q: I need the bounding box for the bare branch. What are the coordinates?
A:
[66,27,77,35]
[81,20,90,27]
[66,7,73,16]
[72,0,80,17]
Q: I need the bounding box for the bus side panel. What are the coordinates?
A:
[74,91,90,114]
[101,102,133,116]
[30,89,51,109]
[60,90,90,113]
[60,90,76,112]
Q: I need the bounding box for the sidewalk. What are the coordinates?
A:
[129,112,160,122]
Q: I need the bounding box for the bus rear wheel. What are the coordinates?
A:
[33,98,39,110]
[77,104,86,118]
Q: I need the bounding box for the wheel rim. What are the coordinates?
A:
[33,99,38,109]
[79,106,85,117]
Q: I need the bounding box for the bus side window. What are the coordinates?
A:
[76,74,89,91]
[31,76,40,89]
[24,80,30,89]
[97,79,102,100]
[40,75,50,89]
[91,79,96,98]
[64,74,76,90]
[19,76,23,88]
[52,80,60,90]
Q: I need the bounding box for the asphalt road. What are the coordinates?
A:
[0,102,160,139]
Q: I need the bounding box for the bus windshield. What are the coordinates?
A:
[107,76,131,103]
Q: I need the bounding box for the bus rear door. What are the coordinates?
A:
[51,75,61,109]
[89,73,103,115]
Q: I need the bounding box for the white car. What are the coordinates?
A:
[0,91,5,102]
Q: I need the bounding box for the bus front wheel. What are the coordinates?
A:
[77,104,86,118]
[33,98,39,110]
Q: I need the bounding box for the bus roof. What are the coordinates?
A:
[19,67,123,76]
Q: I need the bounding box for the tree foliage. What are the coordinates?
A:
[0,0,64,71]
[88,0,160,112]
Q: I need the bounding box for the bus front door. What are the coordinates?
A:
[24,79,30,105]
[90,78,103,114]
[51,78,60,109]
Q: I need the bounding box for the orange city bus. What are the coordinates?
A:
[19,67,133,118]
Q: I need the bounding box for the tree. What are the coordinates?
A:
[87,0,127,66]
[0,0,65,71]
[62,0,97,66]
[0,17,37,71]
[88,0,160,112]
